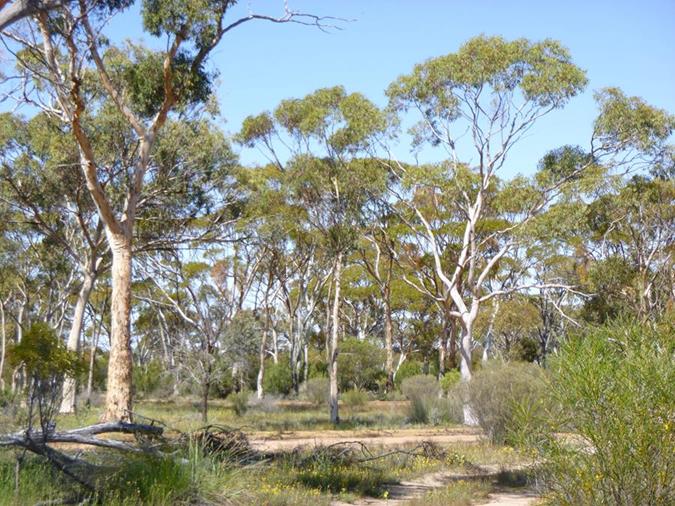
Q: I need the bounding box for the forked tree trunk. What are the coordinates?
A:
[60,271,96,414]
[329,253,342,425]
[103,236,133,421]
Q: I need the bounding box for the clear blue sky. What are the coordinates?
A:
[29,1,675,175]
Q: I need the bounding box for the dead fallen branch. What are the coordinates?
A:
[0,421,165,490]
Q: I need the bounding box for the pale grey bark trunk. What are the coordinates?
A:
[256,325,268,399]
[459,314,479,426]
[383,294,394,392]
[60,270,96,414]
[329,253,342,425]
[103,236,133,421]
[0,300,6,391]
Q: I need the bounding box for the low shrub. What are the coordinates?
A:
[263,361,293,396]
[301,377,329,405]
[465,361,546,444]
[401,375,462,425]
[342,389,368,408]
[228,390,250,417]
[400,374,439,400]
[517,321,675,505]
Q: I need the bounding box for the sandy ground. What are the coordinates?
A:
[331,466,539,505]
[249,427,483,452]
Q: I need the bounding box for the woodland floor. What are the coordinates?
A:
[2,399,542,505]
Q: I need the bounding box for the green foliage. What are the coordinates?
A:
[102,454,193,505]
[466,361,547,444]
[263,361,293,396]
[9,323,81,379]
[341,389,368,408]
[509,336,540,363]
[518,322,674,505]
[594,87,675,154]
[133,359,170,398]
[302,377,329,405]
[228,390,250,417]
[104,45,212,118]
[387,35,587,146]
[439,370,461,394]
[337,338,384,391]
[394,360,423,387]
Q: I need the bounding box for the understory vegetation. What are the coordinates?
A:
[0,1,672,504]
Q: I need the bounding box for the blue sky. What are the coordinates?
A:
[200,0,675,175]
[21,0,675,176]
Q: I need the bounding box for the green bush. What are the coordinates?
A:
[465,360,546,444]
[517,322,674,505]
[393,360,422,387]
[228,390,250,417]
[342,389,368,408]
[263,361,293,396]
[439,370,461,395]
[400,375,461,425]
[301,377,329,405]
[337,338,384,391]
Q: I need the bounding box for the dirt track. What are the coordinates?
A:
[249,427,483,452]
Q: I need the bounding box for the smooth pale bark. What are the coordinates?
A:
[0,300,6,390]
[383,293,394,392]
[60,270,96,414]
[328,253,342,425]
[103,236,133,422]
[256,326,268,399]
[459,314,479,426]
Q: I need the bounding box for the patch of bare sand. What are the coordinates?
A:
[249,427,482,452]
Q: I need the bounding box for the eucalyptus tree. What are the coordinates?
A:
[386,36,672,423]
[583,175,674,322]
[239,86,388,423]
[2,0,334,421]
[0,112,107,412]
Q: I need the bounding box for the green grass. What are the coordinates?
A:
[1,398,529,505]
[56,398,415,432]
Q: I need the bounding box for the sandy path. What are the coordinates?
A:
[249,427,482,452]
[477,490,539,505]
[331,464,538,506]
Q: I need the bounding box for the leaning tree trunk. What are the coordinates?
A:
[60,271,96,414]
[329,253,342,425]
[103,235,133,422]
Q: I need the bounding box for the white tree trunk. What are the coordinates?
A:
[459,315,479,426]
[329,253,342,425]
[60,271,96,414]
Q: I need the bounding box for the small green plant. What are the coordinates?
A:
[228,390,250,417]
[342,389,368,407]
[400,375,461,425]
